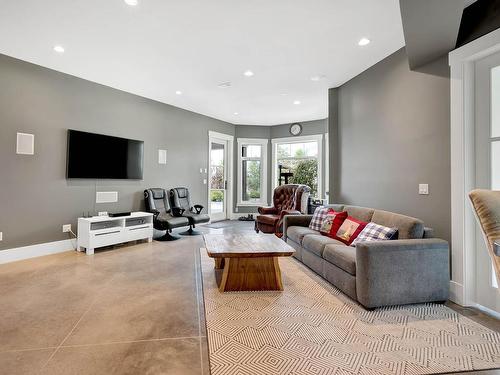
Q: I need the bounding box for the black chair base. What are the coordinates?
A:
[155,231,181,241]
[180,226,202,236]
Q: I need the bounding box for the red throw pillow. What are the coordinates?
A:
[334,216,368,245]
[320,210,348,238]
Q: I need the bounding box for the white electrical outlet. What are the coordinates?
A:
[0,232,3,241]
[419,184,429,195]
[62,224,72,233]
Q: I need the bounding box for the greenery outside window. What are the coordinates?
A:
[237,138,268,206]
[272,135,323,198]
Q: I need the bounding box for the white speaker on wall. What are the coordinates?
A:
[16,132,34,155]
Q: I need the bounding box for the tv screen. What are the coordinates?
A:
[67,130,144,179]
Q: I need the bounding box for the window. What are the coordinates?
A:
[272,135,323,197]
[237,138,268,206]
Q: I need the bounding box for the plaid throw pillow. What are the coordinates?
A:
[351,222,398,247]
[309,206,331,231]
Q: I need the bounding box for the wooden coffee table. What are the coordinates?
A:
[203,234,295,292]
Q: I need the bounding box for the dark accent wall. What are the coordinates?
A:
[329,48,451,242]
[0,54,234,250]
[457,0,500,48]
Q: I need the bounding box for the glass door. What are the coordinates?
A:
[474,52,500,313]
[209,138,228,222]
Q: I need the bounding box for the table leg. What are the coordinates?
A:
[214,258,225,269]
[219,256,283,292]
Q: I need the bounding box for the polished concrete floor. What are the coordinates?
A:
[0,221,498,374]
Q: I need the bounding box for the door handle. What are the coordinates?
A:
[224,180,227,190]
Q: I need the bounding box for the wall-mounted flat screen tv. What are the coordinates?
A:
[67,130,144,179]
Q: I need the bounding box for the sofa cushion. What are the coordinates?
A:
[287,226,318,245]
[302,234,344,257]
[323,244,357,276]
[325,204,345,212]
[343,206,375,222]
[371,210,424,239]
[309,207,331,231]
[320,211,347,237]
[350,222,398,247]
[335,216,368,245]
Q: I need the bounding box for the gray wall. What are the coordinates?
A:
[233,119,328,214]
[0,54,234,250]
[329,48,451,242]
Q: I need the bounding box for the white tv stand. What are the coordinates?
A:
[77,212,153,255]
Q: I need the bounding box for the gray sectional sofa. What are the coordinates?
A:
[283,205,450,309]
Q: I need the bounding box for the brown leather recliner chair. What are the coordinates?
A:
[255,184,311,236]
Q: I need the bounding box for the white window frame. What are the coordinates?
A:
[237,138,268,206]
[271,134,323,198]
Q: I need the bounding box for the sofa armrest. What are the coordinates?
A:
[282,215,313,241]
[258,206,278,215]
[355,239,450,309]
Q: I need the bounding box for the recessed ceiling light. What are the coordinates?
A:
[358,38,371,46]
[53,45,65,53]
[310,75,326,81]
[233,112,239,115]
[243,70,254,77]
[293,100,301,105]
[124,0,138,6]
[175,90,182,95]
[218,82,232,88]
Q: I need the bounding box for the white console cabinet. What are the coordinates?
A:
[77,212,153,255]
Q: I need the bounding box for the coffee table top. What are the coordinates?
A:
[203,233,295,258]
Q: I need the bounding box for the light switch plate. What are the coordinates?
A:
[419,184,429,195]
[158,149,167,164]
[0,232,3,241]
[16,132,34,155]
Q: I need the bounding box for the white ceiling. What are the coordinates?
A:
[0,0,405,126]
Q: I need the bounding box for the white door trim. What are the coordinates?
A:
[449,28,500,306]
[208,131,234,222]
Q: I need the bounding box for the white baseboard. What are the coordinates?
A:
[0,239,75,265]
[473,303,500,320]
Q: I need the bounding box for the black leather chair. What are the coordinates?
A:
[144,188,190,241]
[169,187,210,235]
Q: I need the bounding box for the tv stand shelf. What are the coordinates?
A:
[77,212,153,255]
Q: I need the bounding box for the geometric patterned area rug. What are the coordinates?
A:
[199,249,500,375]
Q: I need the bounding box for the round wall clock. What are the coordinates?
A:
[290,123,302,136]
